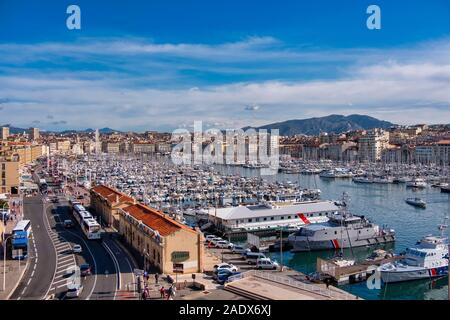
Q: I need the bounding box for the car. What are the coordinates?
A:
[209,237,223,246]
[215,240,230,249]
[63,220,74,228]
[204,234,216,242]
[217,271,241,285]
[79,264,91,276]
[231,245,247,254]
[66,284,83,298]
[256,258,279,270]
[72,244,82,254]
[214,263,238,273]
[245,252,267,265]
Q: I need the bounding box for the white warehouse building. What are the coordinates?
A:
[207,200,342,232]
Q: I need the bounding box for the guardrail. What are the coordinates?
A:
[227,270,357,300]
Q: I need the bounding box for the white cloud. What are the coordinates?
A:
[1,37,450,130]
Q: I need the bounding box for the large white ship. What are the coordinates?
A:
[288,193,395,252]
[378,217,449,284]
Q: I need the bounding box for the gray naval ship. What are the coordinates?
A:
[288,194,395,252]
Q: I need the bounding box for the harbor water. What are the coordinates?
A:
[212,165,450,300]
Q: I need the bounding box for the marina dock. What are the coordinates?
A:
[316,255,404,285]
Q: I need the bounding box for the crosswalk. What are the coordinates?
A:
[46,228,77,294]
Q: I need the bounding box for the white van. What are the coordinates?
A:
[245,252,266,265]
[232,245,247,254]
[256,258,279,270]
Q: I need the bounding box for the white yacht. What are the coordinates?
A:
[406,178,427,188]
[378,230,449,283]
[352,176,373,184]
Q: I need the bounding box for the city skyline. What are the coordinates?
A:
[1,1,450,131]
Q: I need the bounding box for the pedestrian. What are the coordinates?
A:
[159,285,165,298]
[325,278,330,289]
[154,273,159,284]
[167,285,173,300]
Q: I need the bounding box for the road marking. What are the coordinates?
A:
[102,241,120,300]
[53,278,68,285]
[31,270,35,277]
[64,230,98,300]
[58,255,74,262]
[27,278,32,286]
[57,260,75,269]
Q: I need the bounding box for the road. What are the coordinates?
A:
[10,169,137,300]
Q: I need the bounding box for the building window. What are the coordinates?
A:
[263,217,267,221]
[270,217,274,220]
[288,216,291,219]
[281,216,284,220]
[248,218,252,222]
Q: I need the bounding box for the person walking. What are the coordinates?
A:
[167,285,173,300]
[159,286,165,299]
[154,273,159,284]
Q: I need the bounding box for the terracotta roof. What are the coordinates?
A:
[122,203,196,237]
[436,140,450,145]
[91,185,134,204]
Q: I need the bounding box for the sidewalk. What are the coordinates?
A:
[0,214,28,300]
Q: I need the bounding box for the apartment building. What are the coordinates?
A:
[132,142,155,154]
[1,127,9,140]
[29,127,40,140]
[358,129,389,162]
[0,156,20,195]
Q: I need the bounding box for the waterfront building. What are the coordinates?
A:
[207,200,341,233]
[155,143,171,154]
[118,202,203,274]
[435,140,450,166]
[101,141,120,154]
[358,129,389,162]
[90,184,135,228]
[132,142,156,154]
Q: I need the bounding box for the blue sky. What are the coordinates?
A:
[1,0,450,131]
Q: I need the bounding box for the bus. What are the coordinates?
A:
[81,218,101,240]
[71,203,101,240]
[11,220,32,259]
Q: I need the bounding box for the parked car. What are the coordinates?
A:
[217,271,241,285]
[215,240,230,249]
[209,237,223,246]
[204,234,216,242]
[256,258,279,270]
[80,264,91,276]
[214,263,238,273]
[245,252,267,265]
[231,245,247,254]
[72,244,82,254]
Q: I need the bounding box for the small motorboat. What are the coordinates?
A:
[405,197,426,208]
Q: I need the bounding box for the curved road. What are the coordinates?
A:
[10,184,135,299]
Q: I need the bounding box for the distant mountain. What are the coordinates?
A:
[55,128,120,134]
[0,125,120,134]
[245,114,395,136]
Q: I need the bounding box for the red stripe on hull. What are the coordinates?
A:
[297,213,311,224]
[332,239,340,249]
